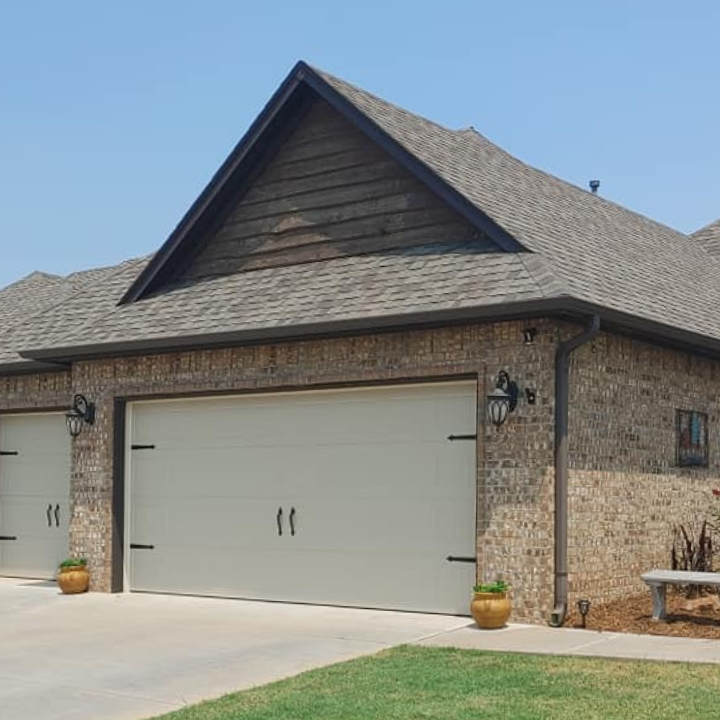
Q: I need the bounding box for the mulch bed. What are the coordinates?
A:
[565,591,720,639]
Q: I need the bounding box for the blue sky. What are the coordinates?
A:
[1,1,718,288]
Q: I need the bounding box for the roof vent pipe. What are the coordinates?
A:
[589,180,600,195]
[549,314,601,628]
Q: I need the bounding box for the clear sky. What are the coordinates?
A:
[1,0,718,288]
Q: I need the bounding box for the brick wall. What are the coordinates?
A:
[567,329,720,609]
[15,320,714,623]
[65,320,556,621]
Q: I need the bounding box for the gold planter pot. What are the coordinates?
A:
[471,591,511,629]
[57,566,90,595]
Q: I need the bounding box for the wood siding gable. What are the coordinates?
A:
[178,98,487,280]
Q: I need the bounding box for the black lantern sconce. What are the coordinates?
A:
[65,394,95,438]
[577,598,591,628]
[486,371,519,427]
[522,327,538,344]
[486,371,537,427]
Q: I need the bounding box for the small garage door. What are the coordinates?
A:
[0,413,71,579]
[127,382,477,614]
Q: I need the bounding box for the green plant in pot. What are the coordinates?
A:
[57,558,89,594]
[471,579,511,629]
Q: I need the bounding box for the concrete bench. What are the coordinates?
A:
[641,569,720,621]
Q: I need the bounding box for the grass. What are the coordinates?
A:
[153,645,720,720]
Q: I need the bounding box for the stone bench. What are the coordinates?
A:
[641,569,720,621]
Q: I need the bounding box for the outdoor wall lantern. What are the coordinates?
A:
[486,371,519,427]
[65,394,95,438]
[522,327,538,344]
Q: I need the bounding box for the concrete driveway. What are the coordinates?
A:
[0,578,469,720]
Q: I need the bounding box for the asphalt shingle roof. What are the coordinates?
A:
[43,242,547,351]
[3,62,720,368]
[0,259,149,368]
[315,68,720,343]
[693,219,720,257]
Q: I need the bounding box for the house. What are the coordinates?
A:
[1,61,719,624]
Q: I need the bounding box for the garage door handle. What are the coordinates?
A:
[289,507,296,536]
[54,504,60,527]
[276,507,283,536]
[130,544,155,550]
[46,504,53,528]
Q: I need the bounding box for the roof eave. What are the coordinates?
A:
[0,359,70,377]
[14,291,720,368]
[20,298,565,364]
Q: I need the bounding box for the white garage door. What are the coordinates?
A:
[0,413,70,579]
[127,382,477,614]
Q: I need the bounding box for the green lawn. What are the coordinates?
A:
[154,645,720,720]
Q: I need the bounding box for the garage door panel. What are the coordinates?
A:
[1,414,69,454]
[132,498,287,554]
[272,549,474,614]
[0,459,69,496]
[128,382,477,613]
[131,448,296,499]
[285,498,475,554]
[0,413,70,580]
[132,548,289,597]
[278,443,475,501]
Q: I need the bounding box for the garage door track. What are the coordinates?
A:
[0,579,468,720]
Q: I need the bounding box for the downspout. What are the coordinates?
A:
[549,314,601,627]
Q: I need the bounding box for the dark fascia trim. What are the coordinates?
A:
[559,298,720,361]
[119,64,308,305]
[0,359,70,376]
[18,297,720,367]
[119,61,526,305]
[21,298,565,363]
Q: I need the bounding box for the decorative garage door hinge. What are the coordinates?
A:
[0,536,17,541]
[0,450,19,456]
[447,434,477,441]
[131,444,156,450]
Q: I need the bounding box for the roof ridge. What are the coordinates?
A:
[455,127,692,242]
[515,253,570,299]
[306,64,455,135]
[0,270,62,294]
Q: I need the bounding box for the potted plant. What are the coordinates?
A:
[471,580,511,629]
[57,558,89,594]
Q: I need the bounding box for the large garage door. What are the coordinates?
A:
[0,413,70,579]
[127,382,477,614]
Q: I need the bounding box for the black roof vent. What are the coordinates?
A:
[589,180,600,195]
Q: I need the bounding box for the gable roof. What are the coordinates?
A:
[4,61,720,370]
[119,62,525,305]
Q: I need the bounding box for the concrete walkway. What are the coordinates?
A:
[4,578,720,720]
[0,578,467,720]
[419,622,720,664]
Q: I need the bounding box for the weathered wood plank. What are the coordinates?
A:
[215,195,459,246]
[244,159,402,204]
[224,177,424,226]
[272,130,373,165]
[252,147,388,185]
[179,96,479,281]
[204,207,474,259]
[183,221,478,277]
